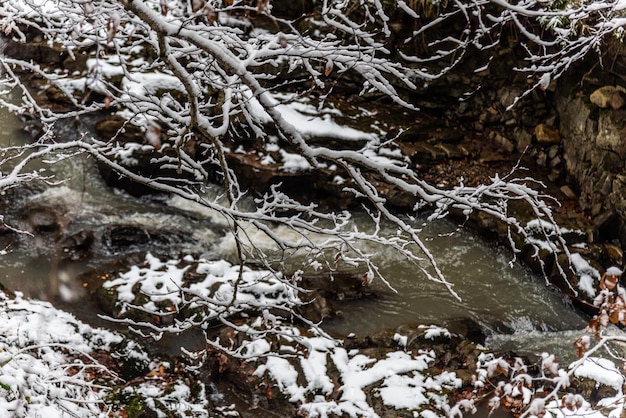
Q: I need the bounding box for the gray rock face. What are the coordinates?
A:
[558,94,626,244]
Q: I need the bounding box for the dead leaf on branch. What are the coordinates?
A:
[561,393,584,411]
[586,316,602,340]
[106,18,117,43]
[574,336,590,358]
[204,6,217,24]
[191,0,205,13]
[541,353,559,376]
[600,271,619,290]
[324,59,334,77]
[218,353,229,373]
[257,0,270,14]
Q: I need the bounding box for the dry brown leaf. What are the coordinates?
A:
[324,60,333,77]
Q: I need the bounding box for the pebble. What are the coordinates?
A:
[560,185,577,199]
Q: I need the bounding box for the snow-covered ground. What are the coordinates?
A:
[0,290,209,417]
[2,252,625,417]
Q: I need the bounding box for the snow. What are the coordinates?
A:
[578,274,596,297]
[103,253,299,324]
[3,1,626,416]
[273,99,376,142]
[104,253,189,309]
[419,325,452,340]
[522,219,601,299]
[606,266,623,277]
[252,324,462,417]
[573,357,624,390]
[0,290,214,417]
[133,380,209,417]
[570,253,601,297]
[279,149,312,172]
[0,291,118,417]
[394,333,408,347]
[122,71,186,98]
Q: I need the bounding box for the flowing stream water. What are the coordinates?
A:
[0,94,591,363]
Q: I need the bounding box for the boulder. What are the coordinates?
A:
[590,85,626,109]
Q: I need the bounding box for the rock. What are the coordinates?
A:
[603,243,623,267]
[2,38,67,66]
[479,107,500,124]
[596,111,626,158]
[95,115,143,142]
[367,329,398,348]
[548,169,561,182]
[398,142,448,161]
[590,86,618,108]
[547,145,560,159]
[594,210,619,242]
[492,132,515,153]
[560,185,577,199]
[297,271,375,323]
[610,89,626,109]
[45,85,75,106]
[498,86,522,109]
[570,376,619,405]
[101,225,187,256]
[22,205,63,234]
[479,150,509,163]
[441,317,487,344]
[536,150,547,167]
[515,129,533,153]
[94,115,209,196]
[60,230,94,261]
[534,124,560,144]
[588,85,626,110]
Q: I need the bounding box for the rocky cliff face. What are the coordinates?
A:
[557,80,626,248]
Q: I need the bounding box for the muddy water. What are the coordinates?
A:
[0,94,590,362]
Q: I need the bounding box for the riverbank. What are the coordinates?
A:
[1,5,626,417]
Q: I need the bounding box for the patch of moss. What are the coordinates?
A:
[106,388,157,418]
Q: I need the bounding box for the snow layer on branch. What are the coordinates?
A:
[4,0,64,18]
[573,357,624,390]
[122,71,186,98]
[523,219,581,253]
[244,90,377,141]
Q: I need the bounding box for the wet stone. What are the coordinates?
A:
[22,205,63,234]
[60,229,94,261]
